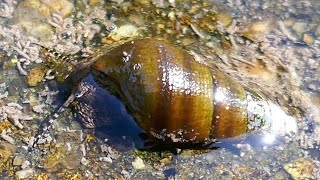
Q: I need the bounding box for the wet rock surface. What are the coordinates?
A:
[13,0,74,42]
[284,157,316,180]
[40,131,83,172]
[26,65,47,86]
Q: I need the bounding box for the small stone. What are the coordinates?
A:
[128,13,145,26]
[168,11,175,21]
[15,0,74,18]
[80,157,90,166]
[107,23,140,41]
[308,83,317,91]
[250,21,270,32]
[180,149,194,157]
[27,65,47,87]
[12,156,24,166]
[168,0,176,7]
[132,157,145,170]
[32,104,45,114]
[133,0,151,7]
[307,58,318,69]
[99,156,113,163]
[41,143,82,172]
[88,0,101,6]
[181,38,195,46]
[21,160,31,169]
[28,23,53,42]
[303,33,314,45]
[205,41,217,49]
[15,168,34,179]
[159,157,171,165]
[241,21,272,42]
[216,12,233,27]
[284,157,315,180]
[14,0,74,42]
[121,169,131,179]
[157,23,165,29]
[205,153,215,162]
[292,22,307,35]
[110,0,124,5]
[36,138,46,145]
[284,18,295,27]
[0,142,16,163]
[273,171,288,180]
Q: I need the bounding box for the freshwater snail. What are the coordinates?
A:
[35,38,297,147]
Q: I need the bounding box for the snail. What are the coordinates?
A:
[34,38,297,147]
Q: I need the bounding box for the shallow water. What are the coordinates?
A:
[0,0,319,179]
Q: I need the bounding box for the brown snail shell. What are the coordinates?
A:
[90,38,297,144]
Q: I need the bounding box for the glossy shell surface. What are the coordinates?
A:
[92,38,249,143]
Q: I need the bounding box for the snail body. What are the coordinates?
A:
[54,38,297,147]
[77,38,297,145]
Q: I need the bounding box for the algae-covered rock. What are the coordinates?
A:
[291,22,307,37]
[0,142,15,162]
[41,143,82,172]
[15,0,74,19]
[241,21,273,42]
[284,157,315,180]
[27,65,47,86]
[0,142,16,172]
[18,22,53,43]
[303,33,314,45]
[12,156,24,166]
[15,169,34,179]
[13,0,74,42]
[41,131,82,172]
[88,0,101,6]
[199,11,232,32]
[216,12,233,27]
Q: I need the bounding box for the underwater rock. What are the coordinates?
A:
[241,21,273,42]
[12,156,24,166]
[13,0,74,42]
[291,22,307,37]
[88,0,101,6]
[26,65,47,87]
[303,33,314,45]
[105,22,140,42]
[0,142,15,161]
[41,143,82,172]
[284,157,315,180]
[15,169,34,179]
[0,142,16,171]
[40,131,83,172]
[132,157,145,170]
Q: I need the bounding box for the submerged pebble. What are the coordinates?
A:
[12,156,24,166]
[132,157,145,170]
[27,65,47,86]
[15,168,34,179]
[284,158,315,180]
[303,33,314,45]
[41,144,82,172]
[106,23,140,41]
[0,142,16,164]
[14,0,74,42]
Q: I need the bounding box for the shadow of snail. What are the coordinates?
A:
[36,38,298,150]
